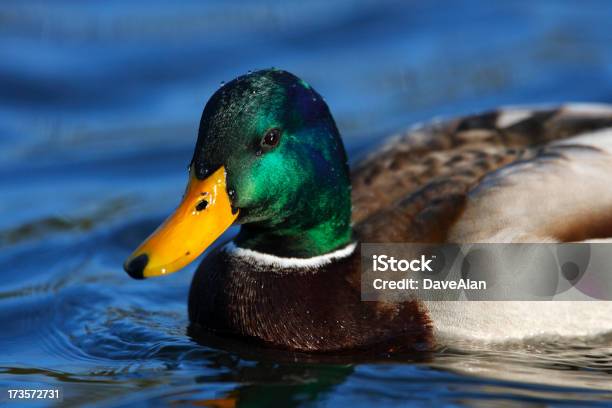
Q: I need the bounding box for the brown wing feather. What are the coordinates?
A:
[351,105,612,243]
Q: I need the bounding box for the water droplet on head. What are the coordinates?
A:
[312,97,317,102]
[220,81,225,87]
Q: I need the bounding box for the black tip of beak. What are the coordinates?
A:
[124,254,149,280]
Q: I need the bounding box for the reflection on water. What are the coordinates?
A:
[1,0,612,406]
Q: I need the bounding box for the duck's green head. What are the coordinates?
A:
[124,69,353,279]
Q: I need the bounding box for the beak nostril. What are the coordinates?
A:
[124,254,149,280]
[195,199,209,212]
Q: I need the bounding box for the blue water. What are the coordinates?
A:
[1,1,612,406]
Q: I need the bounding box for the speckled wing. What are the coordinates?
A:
[352,104,612,243]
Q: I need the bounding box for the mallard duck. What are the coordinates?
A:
[124,69,612,352]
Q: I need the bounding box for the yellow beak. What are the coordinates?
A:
[124,166,238,279]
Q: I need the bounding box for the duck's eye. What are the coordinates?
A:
[260,128,281,150]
